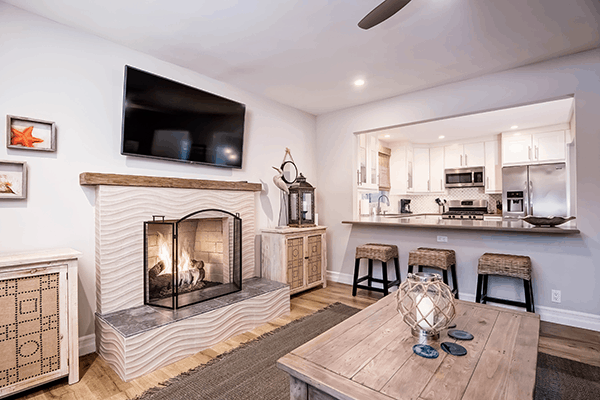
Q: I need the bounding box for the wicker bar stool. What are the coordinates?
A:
[476,253,534,312]
[353,243,401,297]
[408,247,459,299]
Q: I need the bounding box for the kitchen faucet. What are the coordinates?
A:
[377,194,390,215]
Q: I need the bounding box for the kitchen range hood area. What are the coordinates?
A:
[351,97,578,234]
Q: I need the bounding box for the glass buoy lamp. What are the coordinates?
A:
[396,272,456,342]
[288,173,316,227]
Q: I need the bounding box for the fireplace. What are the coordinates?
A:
[144,209,242,309]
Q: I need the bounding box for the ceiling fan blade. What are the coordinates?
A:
[358,0,412,30]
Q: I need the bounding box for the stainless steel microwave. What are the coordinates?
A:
[444,167,485,188]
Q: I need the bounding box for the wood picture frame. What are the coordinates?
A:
[0,160,27,199]
[7,115,56,152]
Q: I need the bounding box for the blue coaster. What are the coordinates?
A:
[448,329,474,341]
[441,342,467,356]
[413,344,439,359]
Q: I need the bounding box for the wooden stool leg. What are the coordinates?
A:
[418,265,423,273]
[394,257,401,286]
[382,261,389,296]
[408,265,414,275]
[524,279,534,313]
[482,275,489,304]
[352,258,360,297]
[442,269,449,285]
[368,259,373,288]
[450,264,459,299]
[475,274,483,303]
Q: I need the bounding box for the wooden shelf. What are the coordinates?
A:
[79,172,263,191]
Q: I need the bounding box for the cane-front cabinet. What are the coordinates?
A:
[261,226,327,295]
[0,249,80,399]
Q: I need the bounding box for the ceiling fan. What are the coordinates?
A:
[358,0,412,30]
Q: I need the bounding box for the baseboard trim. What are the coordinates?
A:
[327,271,600,332]
[79,333,96,356]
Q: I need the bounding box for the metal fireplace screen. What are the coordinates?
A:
[144,209,242,309]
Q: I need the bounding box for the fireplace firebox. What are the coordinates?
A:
[144,209,242,309]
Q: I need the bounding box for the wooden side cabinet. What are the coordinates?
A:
[261,226,327,295]
[0,249,80,399]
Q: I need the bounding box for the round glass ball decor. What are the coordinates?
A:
[396,272,456,339]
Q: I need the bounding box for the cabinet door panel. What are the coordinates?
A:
[413,148,430,192]
[444,144,463,169]
[503,133,532,165]
[484,140,502,193]
[286,237,304,290]
[429,146,444,192]
[534,131,565,162]
[463,142,485,167]
[306,235,322,285]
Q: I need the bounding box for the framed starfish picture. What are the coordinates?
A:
[0,161,26,199]
[6,115,56,152]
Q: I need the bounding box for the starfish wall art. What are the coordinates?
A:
[7,115,56,152]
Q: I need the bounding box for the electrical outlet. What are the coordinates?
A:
[437,236,448,243]
[552,289,561,303]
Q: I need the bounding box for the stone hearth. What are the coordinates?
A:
[81,173,290,381]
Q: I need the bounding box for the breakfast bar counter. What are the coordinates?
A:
[342,214,580,234]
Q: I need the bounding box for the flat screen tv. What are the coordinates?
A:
[121,66,246,168]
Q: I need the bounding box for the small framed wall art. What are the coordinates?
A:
[6,115,56,152]
[0,160,27,199]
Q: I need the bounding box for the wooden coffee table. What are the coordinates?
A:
[277,294,540,400]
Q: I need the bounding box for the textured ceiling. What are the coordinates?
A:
[5,0,600,115]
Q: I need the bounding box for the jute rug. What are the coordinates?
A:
[137,303,600,400]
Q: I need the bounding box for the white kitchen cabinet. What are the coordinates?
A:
[502,130,566,166]
[357,134,379,190]
[429,146,445,192]
[412,147,430,192]
[534,130,565,162]
[463,142,485,167]
[389,143,413,195]
[444,144,464,169]
[444,142,484,168]
[484,139,502,194]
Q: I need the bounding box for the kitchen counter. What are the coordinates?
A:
[343,214,580,234]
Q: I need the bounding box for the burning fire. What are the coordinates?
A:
[156,232,192,275]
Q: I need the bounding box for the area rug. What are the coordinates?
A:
[535,352,600,400]
[136,303,600,400]
[136,302,360,400]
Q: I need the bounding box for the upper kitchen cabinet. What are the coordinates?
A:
[444,142,484,169]
[412,147,430,192]
[484,139,502,194]
[389,143,412,195]
[357,133,380,190]
[430,146,445,192]
[502,130,567,166]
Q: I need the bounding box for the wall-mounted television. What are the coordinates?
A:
[121,66,246,168]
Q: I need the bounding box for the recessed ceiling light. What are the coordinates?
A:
[354,79,365,86]
[438,135,445,139]
[384,134,390,138]
[511,125,519,129]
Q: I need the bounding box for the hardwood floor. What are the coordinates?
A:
[9,281,600,400]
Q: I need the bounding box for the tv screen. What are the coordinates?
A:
[121,66,245,168]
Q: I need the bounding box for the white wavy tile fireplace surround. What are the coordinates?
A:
[80,173,290,381]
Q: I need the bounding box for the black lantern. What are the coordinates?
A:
[288,173,316,227]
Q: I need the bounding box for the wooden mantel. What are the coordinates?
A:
[79,172,263,191]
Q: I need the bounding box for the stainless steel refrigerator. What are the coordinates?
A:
[502,163,567,219]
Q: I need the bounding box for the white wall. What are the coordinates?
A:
[316,49,600,325]
[0,3,317,339]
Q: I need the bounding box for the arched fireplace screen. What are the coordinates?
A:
[144,209,242,309]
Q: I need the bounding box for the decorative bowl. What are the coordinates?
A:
[520,216,576,227]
